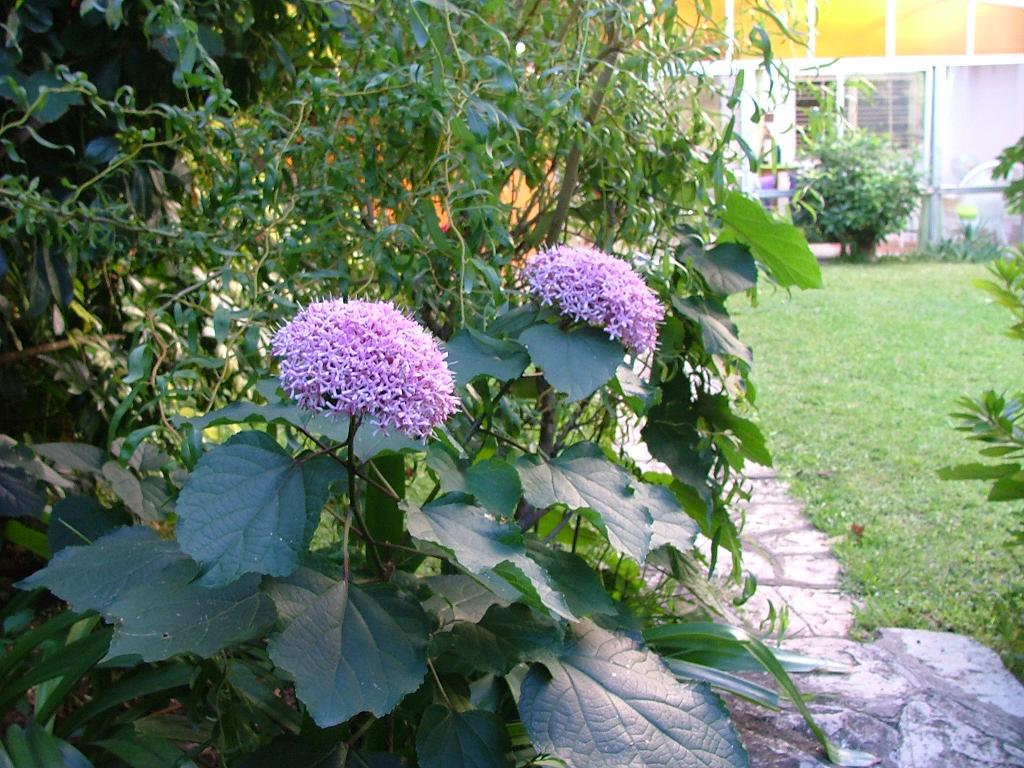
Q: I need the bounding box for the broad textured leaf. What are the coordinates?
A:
[673,297,751,364]
[525,542,616,617]
[517,444,652,562]
[181,402,419,459]
[432,603,562,675]
[416,705,513,768]
[265,566,337,624]
[48,495,131,553]
[427,449,522,518]
[269,581,430,727]
[720,192,822,289]
[445,329,529,387]
[518,622,748,768]
[176,432,340,586]
[101,461,149,519]
[634,483,698,552]
[0,466,45,519]
[406,495,574,620]
[642,384,713,497]
[519,325,624,402]
[687,243,757,295]
[423,575,511,624]
[18,526,197,613]
[105,573,276,662]
[0,437,72,488]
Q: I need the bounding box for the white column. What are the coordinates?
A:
[886,0,897,57]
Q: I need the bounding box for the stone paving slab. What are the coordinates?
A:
[728,465,1024,766]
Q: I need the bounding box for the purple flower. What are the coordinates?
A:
[271,299,460,439]
[522,245,665,353]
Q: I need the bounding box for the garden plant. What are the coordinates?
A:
[798,120,922,260]
[0,1,873,765]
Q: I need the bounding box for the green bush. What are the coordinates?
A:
[800,130,922,259]
[0,1,876,766]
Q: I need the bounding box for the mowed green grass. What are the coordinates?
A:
[732,262,1021,661]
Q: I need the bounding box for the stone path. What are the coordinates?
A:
[729,465,1024,767]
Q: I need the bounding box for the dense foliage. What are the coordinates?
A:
[799,128,922,259]
[0,1,872,766]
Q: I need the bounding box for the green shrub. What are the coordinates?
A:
[800,130,922,259]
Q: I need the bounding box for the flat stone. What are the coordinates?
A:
[741,503,810,535]
[730,631,1024,767]
[768,553,844,588]
[755,526,834,555]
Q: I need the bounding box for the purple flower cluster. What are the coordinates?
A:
[522,245,665,353]
[271,299,460,439]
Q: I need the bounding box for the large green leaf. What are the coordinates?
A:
[416,704,513,768]
[686,243,757,295]
[427,448,523,518]
[176,432,341,587]
[17,526,197,613]
[181,402,420,459]
[268,581,430,727]
[445,328,530,387]
[672,296,751,364]
[524,542,615,618]
[518,622,748,768]
[519,325,624,402]
[720,192,822,289]
[431,603,562,675]
[423,575,511,624]
[516,443,652,562]
[406,494,574,620]
[634,482,698,552]
[0,466,46,519]
[641,385,713,498]
[32,442,106,473]
[104,573,276,662]
[48,495,131,553]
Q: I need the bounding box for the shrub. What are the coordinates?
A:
[800,130,923,259]
[0,1,874,765]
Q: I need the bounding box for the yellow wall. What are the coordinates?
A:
[676,0,1024,57]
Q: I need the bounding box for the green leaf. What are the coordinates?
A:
[663,658,780,710]
[519,325,624,402]
[687,243,757,295]
[406,494,574,620]
[720,192,822,289]
[32,442,106,473]
[181,402,420,460]
[445,329,529,387]
[18,526,197,613]
[938,462,1019,481]
[416,705,513,768]
[423,575,511,624]
[641,385,713,497]
[101,461,148,520]
[633,482,698,552]
[1,722,94,768]
[0,466,45,519]
[518,622,748,768]
[237,736,347,767]
[432,603,562,675]
[989,476,1024,501]
[524,542,615,618]
[268,581,430,727]
[48,495,132,553]
[517,443,653,562]
[176,432,341,587]
[672,296,751,364]
[105,573,276,662]
[427,448,523,518]
[93,731,191,768]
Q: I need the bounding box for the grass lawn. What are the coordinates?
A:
[732,261,1022,667]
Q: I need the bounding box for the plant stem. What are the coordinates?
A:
[427,659,453,708]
